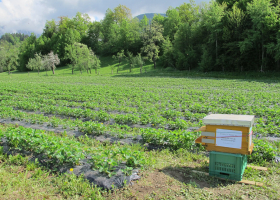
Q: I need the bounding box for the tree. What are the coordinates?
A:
[141,21,165,69]
[0,47,6,73]
[216,0,252,11]
[88,49,101,74]
[42,19,58,39]
[200,2,227,69]
[101,9,115,44]
[176,1,199,25]
[161,37,175,69]
[164,7,181,41]
[140,15,149,31]
[267,32,280,71]
[244,0,279,72]
[119,19,131,51]
[173,22,199,71]
[5,51,18,74]
[47,51,60,74]
[128,18,142,54]
[112,50,126,73]
[26,53,43,75]
[110,64,115,74]
[18,33,37,71]
[118,18,141,53]
[100,12,120,54]
[86,21,102,53]
[54,28,81,64]
[65,42,89,74]
[42,55,51,75]
[65,43,80,74]
[126,51,135,72]
[36,36,51,55]
[0,33,28,44]
[26,56,37,73]
[199,45,213,71]
[136,53,145,73]
[76,44,89,74]
[72,12,90,39]
[222,4,247,72]
[152,14,165,27]
[113,4,132,23]
[92,55,101,74]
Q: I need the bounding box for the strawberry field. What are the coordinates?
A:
[0,72,280,199]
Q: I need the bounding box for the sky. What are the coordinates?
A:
[0,0,208,36]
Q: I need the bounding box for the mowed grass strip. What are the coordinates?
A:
[0,154,104,200]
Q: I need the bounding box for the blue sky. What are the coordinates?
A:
[0,0,209,35]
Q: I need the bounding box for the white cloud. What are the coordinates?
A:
[0,0,54,34]
[86,10,105,22]
[0,0,208,36]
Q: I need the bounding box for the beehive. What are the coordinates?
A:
[195,114,254,155]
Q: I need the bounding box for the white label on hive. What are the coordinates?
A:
[216,129,242,149]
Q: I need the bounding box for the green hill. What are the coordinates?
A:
[135,13,166,22]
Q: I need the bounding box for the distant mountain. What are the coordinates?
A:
[135,13,166,22]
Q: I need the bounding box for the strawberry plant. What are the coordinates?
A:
[248,139,278,165]
[3,126,85,167]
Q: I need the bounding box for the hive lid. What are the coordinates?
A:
[203,114,254,127]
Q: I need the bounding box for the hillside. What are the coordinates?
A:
[135,13,166,21]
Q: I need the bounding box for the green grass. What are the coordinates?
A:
[3,56,280,80]
[0,146,103,199]
[5,56,156,77]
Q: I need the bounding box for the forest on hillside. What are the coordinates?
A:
[1,0,280,73]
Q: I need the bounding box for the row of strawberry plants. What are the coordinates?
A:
[0,106,138,137]
[89,147,146,177]
[3,80,278,114]
[0,94,204,121]
[1,126,85,167]
[0,106,207,150]
[9,100,280,135]
[0,99,207,126]
[141,128,202,150]
[1,99,279,137]
[2,88,280,127]
[3,88,279,117]
[0,125,146,177]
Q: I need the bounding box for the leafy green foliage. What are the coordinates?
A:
[141,128,200,150]
[90,147,146,177]
[126,51,136,72]
[1,125,147,178]
[141,21,165,69]
[4,1,280,73]
[112,50,126,73]
[4,126,85,167]
[248,140,278,165]
[26,53,43,74]
[65,42,88,74]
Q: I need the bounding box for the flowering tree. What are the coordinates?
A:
[47,51,60,74]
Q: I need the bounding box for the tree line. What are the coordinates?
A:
[2,0,280,73]
[0,33,29,73]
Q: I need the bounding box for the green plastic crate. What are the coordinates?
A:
[209,151,247,181]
